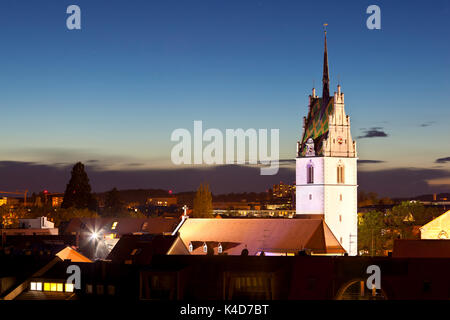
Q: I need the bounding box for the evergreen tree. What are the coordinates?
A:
[193,183,213,218]
[61,162,97,211]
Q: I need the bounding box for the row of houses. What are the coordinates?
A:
[1,210,450,300]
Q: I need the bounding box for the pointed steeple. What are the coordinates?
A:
[322,24,330,101]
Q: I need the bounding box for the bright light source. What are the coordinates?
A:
[90,232,99,240]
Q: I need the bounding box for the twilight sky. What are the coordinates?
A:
[0,0,449,197]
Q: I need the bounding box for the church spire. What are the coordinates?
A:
[322,24,330,100]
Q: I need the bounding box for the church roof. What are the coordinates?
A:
[298,28,334,157]
[175,218,345,255]
[299,96,334,156]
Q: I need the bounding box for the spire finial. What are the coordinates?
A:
[322,23,330,101]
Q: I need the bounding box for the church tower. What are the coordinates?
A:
[296,29,358,256]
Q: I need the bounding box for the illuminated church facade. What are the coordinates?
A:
[296,30,358,256]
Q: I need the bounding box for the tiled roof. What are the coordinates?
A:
[56,246,92,263]
[64,217,180,235]
[299,97,334,156]
[106,234,177,264]
[176,218,345,255]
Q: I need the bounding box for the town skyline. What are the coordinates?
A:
[0,0,449,197]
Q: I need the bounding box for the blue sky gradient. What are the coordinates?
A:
[0,0,449,195]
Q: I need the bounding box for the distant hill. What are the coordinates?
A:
[395,193,450,202]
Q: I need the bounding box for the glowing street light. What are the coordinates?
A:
[90,231,99,241]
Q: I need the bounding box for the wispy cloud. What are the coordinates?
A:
[357,127,388,139]
[436,157,450,164]
[419,121,436,127]
[358,160,385,164]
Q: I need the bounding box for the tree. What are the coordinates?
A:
[61,162,97,211]
[193,183,213,218]
[103,187,123,216]
[358,210,387,256]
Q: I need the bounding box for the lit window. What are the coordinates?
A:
[44,283,51,291]
[141,222,148,231]
[307,164,314,184]
[218,243,223,254]
[111,221,118,230]
[65,283,74,293]
[57,283,63,292]
[36,282,42,291]
[188,242,193,252]
[30,282,36,291]
[86,284,93,294]
[203,242,208,253]
[50,283,57,292]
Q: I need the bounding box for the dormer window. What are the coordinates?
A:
[188,242,193,252]
[141,222,148,231]
[218,243,223,254]
[202,242,208,253]
[111,221,118,230]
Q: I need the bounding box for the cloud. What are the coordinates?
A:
[357,127,389,139]
[436,157,450,164]
[1,161,449,197]
[0,161,296,194]
[358,167,450,197]
[420,121,436,127]
[358,160,385,164]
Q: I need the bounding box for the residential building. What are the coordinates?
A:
[146,197,177,207]
[420,210,450,239]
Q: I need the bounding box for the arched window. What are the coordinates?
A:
[203,242,208,253]
[337,163,345,184]
[188,242,193,252]
[218,243,223,254]
[307,163,314,184]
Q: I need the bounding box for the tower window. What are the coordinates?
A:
[339,215,342,222]
[337,164,345,184]
[309,194,312,200]
[307,164,314,184]
[340,237,343,244]
[340,194,343,201]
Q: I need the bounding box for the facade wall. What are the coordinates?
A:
[420,211,450,239]
[296,157,324,215]
[296,156,357,255]
[323,157,358,255]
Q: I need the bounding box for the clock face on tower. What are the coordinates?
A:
[337,136,343,145]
